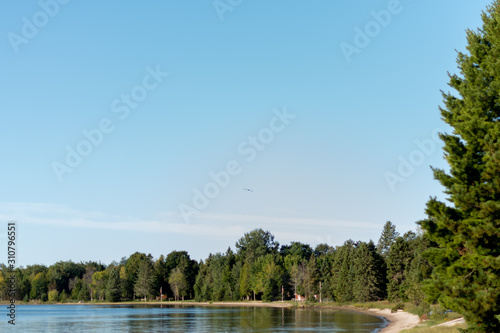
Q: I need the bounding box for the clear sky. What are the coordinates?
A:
[0,0,493,266]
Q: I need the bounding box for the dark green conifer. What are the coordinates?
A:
[421,2,500,330]
[376,221,399,259]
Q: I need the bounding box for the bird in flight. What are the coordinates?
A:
[243,188,254,192]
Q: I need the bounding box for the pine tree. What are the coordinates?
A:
[333,240,356,303]
[420,2,500,330]
[353,241,386,302]
[386,236,413,302]
[134,261,155,301]
[376,221,399,259]
[404,231,433,306]
[105,267,121,302]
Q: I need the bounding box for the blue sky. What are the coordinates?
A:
[0,0,493,266]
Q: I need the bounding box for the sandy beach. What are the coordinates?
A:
[364,308,420,332]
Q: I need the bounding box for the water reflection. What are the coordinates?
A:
[4,304,386,332]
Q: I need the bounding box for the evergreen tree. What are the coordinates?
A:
[420,2,500,331]
[134,261,155,301]
[105,267,121,302]
[124,252,151,300]
[230,261,242,301]
[221,248,237,301]
[404,231,433,306]
[386,236,412,302]
[316,249,335,301]
[333,240,356,303]
[153,255,167,299]
[78,282,90,302]
[353,241,386,302]
[376,221,399,259]
[193,261,209,301]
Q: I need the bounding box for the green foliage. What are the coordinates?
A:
[235,229,279,263]
[332,240,356,303]
[405,231,433,306]
[239,261,251,301]
[314,243,334,257]
[258,254,284,301]
[134,260,155,301]
[391,302,405,312]
[193,262,209,301]
[386,236,413,302]
[59,290,68,303]
[105,267,121,302]
[353,241,386,302]
[29,272,48,300]
[168,267,187,301]
[421,1,500,331]
[47,261,85,295]
[92,270,108,301]
[77,282,90,301]
[377,221,399,259]
[48,290,59,302]
[6,224,433,310]
[280,242,313,260]
[164,251,198,299]
[0,270,8,300]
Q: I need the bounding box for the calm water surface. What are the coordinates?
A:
[3,304,387,332]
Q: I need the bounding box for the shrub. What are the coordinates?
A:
[391,303,405,313]
[48,290,59,302]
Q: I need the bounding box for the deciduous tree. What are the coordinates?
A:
[168,267,187,301]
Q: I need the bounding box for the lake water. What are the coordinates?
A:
[2,304,387,332]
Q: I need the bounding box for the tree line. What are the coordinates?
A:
[2,0,499,331]
[0,222,433,306]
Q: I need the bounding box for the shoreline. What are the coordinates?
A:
[10,301,421,332]
[354,308,420,333]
